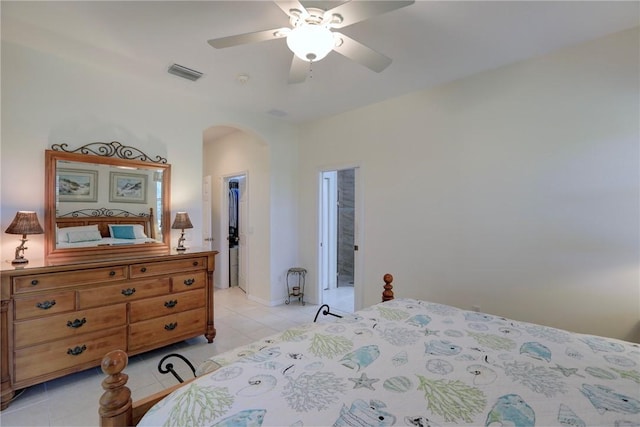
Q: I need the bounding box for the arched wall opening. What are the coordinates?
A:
[202,124,272,303]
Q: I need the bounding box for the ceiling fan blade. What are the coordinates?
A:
[288,55,308,84]
[332,32,392,72]
[327,1,414,28]
[274,0,309,19]
[208,28,288,49]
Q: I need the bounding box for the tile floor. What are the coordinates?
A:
[0,286,352,426]
[322,285,354,313]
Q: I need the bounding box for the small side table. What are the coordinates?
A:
[285,267,307,305]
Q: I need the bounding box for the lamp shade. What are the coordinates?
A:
[5,211,44,235]
[171,212,193,230]
[286,24,335,62]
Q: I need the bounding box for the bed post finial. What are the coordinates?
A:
[99,350,132,427]
[382,273,394,302]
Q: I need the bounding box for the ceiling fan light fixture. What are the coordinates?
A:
[286,24,334,62]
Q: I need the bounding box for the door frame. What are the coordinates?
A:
[219,171,249,294]
[202,175,214,250]
[317,164,363,310]
[320,171,338,291]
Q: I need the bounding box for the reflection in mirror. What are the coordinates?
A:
[45,146,171,263]
[56,159,163,244]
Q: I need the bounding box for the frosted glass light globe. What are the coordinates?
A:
[286,24,334,62]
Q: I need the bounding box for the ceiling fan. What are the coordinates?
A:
[207,0,415,83]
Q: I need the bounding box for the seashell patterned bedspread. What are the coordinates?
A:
[139,298,640,426]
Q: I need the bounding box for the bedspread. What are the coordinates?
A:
[139,298,640,426]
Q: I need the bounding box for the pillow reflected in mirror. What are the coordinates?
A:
[66,229,103,243]
[58,224,100,243]
[108,224,148,240]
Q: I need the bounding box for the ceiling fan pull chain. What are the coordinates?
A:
[309,60,313,79]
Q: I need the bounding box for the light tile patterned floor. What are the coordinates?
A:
[0,287,351,426]
[322,285,354,313]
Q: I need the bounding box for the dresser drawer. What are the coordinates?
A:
[130,257,207,278]
[128,308,205,351]
[129,289,205,323]
[14,291,76,320]
[78,278,170,309]
[14,304,126,348]
[13,266,127,294]
[171,271,206,292]
[14,327,126,383]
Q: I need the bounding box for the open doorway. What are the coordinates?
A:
[319,168,356,312]
[225,174,247,292]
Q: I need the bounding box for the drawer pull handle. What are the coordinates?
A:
[140,267,147,273]
[67,318,86,329]
[67,345,87,356]
[30,280,39,286]
[36,300,56,310]
[121,288,136,296]
[183,278,195,286]
[165,300,178,308]
[109,271,116,276]
[165,322,178,331]
[192,261,199,266]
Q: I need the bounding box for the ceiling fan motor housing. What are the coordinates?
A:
[286,8,340,62]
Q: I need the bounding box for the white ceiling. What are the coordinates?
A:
[2,1,638,124]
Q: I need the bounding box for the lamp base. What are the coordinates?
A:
[175,233,187,252]
[11,257,28,265]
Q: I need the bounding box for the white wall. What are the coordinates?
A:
[203,127,300,305]
[2,26,637,342]
[0,41,299,303]
[298,28,640,342]
[203,129,271,302]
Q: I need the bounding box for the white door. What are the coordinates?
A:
[320,171,337,291]
[237,176,248,293]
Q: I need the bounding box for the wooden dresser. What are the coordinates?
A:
[0,249,218,410]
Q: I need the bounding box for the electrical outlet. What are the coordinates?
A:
[472,305,481,312]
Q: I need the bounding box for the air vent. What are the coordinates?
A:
[167,64,203,81]
[267,109,288,117]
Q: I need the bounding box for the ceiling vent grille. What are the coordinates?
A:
[167,64,203,81]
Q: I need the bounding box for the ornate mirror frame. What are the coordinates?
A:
[45,142,171,263]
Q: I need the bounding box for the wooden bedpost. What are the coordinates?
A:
[382,273,394,302]
[99,350,132,427]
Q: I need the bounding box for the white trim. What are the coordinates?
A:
[219,171,249,297]
[316,163,363,311]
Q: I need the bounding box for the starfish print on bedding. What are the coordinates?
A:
[550,364,584,378]
[349,372,379,390]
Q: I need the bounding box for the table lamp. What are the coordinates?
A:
[171,212,193,251]
[5,211,44,264]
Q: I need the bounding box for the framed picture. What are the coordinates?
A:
[109,172,148,203]
[58,169,98,202]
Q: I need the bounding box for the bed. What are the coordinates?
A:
[56,207,158,248]
[99,275,640,426]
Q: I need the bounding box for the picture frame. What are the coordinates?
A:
[58,169,98,202]
[109,172,148,204]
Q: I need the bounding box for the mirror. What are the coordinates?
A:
[45,145,171,263]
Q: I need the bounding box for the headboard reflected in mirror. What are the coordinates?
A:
[45,142,171,263]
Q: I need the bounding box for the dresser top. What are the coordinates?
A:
[1,248,218,275]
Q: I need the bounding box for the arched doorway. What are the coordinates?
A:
[202,125,270,301]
